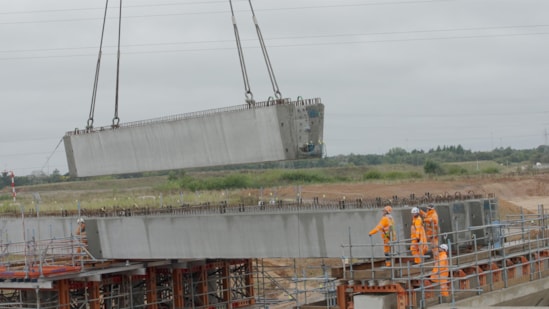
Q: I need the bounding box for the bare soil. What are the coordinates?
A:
[279,173,549,215]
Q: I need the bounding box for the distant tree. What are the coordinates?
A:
[424,160,444,175]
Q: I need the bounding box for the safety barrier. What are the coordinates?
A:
[2,192,495,219]
[337,205,549,308]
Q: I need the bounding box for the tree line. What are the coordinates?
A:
[1,145,548,190]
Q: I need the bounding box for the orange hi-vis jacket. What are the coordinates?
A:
[431,249,449,296]
[369,214,395,241]
[421,209,439,239]
[411,215,428,262]
[411,216,427,242]
[431,250,449,280]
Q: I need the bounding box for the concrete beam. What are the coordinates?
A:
[64,98,324,177]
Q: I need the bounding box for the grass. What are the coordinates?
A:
[0,162,530,214]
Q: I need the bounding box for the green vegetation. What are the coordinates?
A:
[166,169,336,191]
[2,145,548,190]
[1,145,548,213]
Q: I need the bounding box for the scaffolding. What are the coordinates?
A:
[1,198,548,309]
[0,258,257,309]
[254,258,339,309]
[337,205,549,308]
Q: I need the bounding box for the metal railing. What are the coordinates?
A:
[65,97,322,136]
[4,192,496,219]
[339,205,549,308]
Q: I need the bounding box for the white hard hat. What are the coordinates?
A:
[77,217,85,224]
[439,244,448,251]
[411,207,420,214]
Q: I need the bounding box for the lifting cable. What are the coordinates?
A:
[86,0,123,130]
[87,0,110,131]
[112,0,123,128]
[228,0,255,106]
[247,0,282,100]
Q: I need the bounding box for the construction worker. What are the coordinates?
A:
[431,244,449,297]
[410,207,427,265]
[369,205,396,267]
[76,217,87,254]
[421,204,440,258]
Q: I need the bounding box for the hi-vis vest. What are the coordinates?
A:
[384,215,396,241]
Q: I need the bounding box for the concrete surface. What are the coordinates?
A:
[431,276,549,308]
[1,199,494,259]
[88,207,389,259]
[64,98,324,177]
[354,293,396,309]
[1,206,409,259]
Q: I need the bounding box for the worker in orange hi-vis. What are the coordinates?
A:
[369,205,396,267]
[76,217,87,255]
[431,244,450,297]
[420,204,440,259]
[410,207,428,265]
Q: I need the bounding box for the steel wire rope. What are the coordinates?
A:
[247,0,282,99]
[41,138,64,173]
[87,0,110,130]
[0,0,510,17]
[2,24,549,56]
[0,0,226,15]
[0,0,497,25]
[113,0,123,128]
[2,31,548,62]
[228,0,255,104]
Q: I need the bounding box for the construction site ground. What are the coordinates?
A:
[292,173,549,215]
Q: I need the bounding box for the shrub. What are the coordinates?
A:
[279,171,331,183]
[384,171,406,180]
[407,171,423,179]
[219,174,252,189]
[363,170,382,180]
[446,165,468,175]
[482,167,500,174]
[424,160,444,175]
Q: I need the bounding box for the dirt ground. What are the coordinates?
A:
[283,173,549,215]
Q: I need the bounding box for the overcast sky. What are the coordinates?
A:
[1,0,548,176]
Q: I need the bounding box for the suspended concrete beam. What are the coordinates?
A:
[64,98,324,177]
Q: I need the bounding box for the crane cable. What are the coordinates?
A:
[112,0,122,128]
[228,0,254,106]
[247,0,282,100]
[87,0,110,130]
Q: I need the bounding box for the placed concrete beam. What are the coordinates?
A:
[86,208,390,259]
